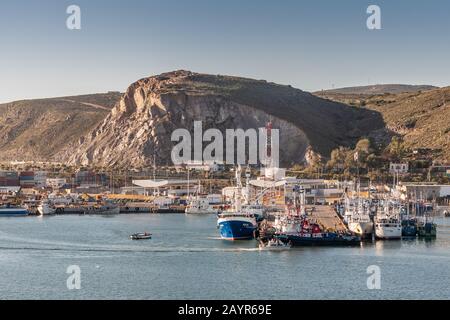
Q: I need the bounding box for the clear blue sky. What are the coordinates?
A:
[0,0,449,103]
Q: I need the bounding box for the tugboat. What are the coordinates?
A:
[130,232,152,240]
[275,185,361,247]
[277,220,361,247]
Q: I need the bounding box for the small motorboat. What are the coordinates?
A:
[444,210,450,217]
[259,238,291,251]
[130,232,152,240]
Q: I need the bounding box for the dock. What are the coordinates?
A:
[306,205,347,232]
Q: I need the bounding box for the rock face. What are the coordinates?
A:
[60,70,384,168]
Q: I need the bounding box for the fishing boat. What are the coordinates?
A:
[37,200,56,216]
[401,218,418,237]
[375,216,402,239]
[239,166,267,222]
[346,200,374,239]
[130,232,152,240]
[374,199,402,240]
[217,212,257,240]
[343,183,373,239]
[417,222,437,238]
[414,201,437,238]
[217,165,258,240]
[0,204,29,217]
[417,216,437,238]
[185,196,220,214]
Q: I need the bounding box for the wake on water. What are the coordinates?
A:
[0,231,260,253]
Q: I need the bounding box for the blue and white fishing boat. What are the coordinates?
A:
[217,165,257,240]
[217,212,257,240]
[0,204,29,217]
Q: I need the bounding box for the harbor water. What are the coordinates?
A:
[0,214,449,300]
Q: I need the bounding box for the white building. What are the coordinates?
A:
[46,178,67,189]
[175,161,224,172]
[132,179,200,197]
[34,171,47,188]
[390,163,409,174]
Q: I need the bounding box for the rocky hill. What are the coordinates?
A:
[314,87,450,160]
[3,73,447,168]
[0,92,121,162]
[58,71,384,168]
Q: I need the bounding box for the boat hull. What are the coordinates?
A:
[37,205,56,216]
[130,233,152,240]
[348,221,373,238]
[218,217,257,240]
[402,226,417,237]
[278,233,361,247]
[418,223,437,238]
[185,208,218,214]
[375,226,402,239]
[0,209,29,217]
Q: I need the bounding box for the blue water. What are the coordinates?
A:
[0,214,449,300]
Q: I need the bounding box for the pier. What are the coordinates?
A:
[306,205,347,233]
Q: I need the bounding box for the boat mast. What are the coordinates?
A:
[187,166,190,200]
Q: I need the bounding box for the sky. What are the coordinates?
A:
[0,0,449,103]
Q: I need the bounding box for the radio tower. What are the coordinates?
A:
[266,121,273,168]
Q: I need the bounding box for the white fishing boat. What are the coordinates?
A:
[343,183,374,238]
[347,201,373,238]
[37,200,56,216]
[185,196,219,214]
[375,199,402,240]
[375,216,402,239]
[349,219,373,237]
